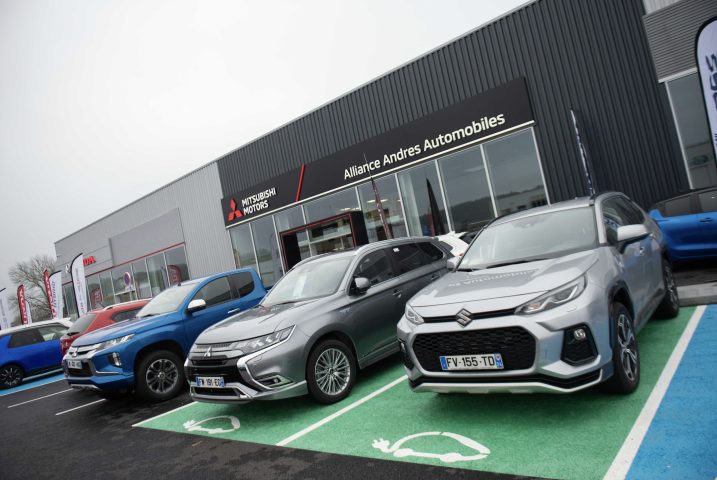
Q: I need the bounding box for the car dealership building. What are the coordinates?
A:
[54,0,717,318]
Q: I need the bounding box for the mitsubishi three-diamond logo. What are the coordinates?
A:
[227,200,243,222]
[456,309,472,327]
[204,346,213,358]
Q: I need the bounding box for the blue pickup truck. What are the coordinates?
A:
[64,268,266,402]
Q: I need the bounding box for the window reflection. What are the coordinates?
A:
[99,271,115,306]
[304,189,360,223]
[164,246,189,286]
[229,224,258,272]
[86,275,101,310]
[358,176,407,242]
[131,260,152,299]
[146,253,168,297]
[398,163,449,236]
[251,216,283,287]
[274,207,310,262]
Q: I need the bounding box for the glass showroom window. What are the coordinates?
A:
[483,129,548,215]
[438,145,496,232]
[274,207,310,263]
[164,246,189,286]
[229,223,258,272]
[303,189,360,223]
[251,216,283,287]
[131,260,151,299]
[111,267,132,303]
[398,163,449,236]
[358,176,408,242]
[63,284,78,319]
[99,270,115,306]
[86,275,101,310]
[146,253,169,297]
[667,73,717,188]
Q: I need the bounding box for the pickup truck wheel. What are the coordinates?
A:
[135,350,185,402]
[0,364,24,389]
[603,302,640,394]
[654,259,679,319]
[306,339,356,405]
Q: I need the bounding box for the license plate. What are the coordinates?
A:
[440,354,504,370]
[67,360,82,369]
[196,376,225,388]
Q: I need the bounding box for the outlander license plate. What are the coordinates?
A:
[196,376,225,388]
[67,360,82,369]
[440,354,504,370]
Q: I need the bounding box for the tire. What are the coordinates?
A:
[306,339,357,405]
[654,259,679,319]
[134,350,185,402]
[604,302,640,394]
[0,364,24,389]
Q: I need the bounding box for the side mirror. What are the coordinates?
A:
[187,299,206,314]
[353,277,371,294]
[446,257,459,270]
[616,225,649,253]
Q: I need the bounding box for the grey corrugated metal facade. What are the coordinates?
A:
[643,0,717,82]
[215,0,689,211]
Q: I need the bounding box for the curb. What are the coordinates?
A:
[677,283,717,306]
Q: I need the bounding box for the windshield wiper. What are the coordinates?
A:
[266,300,302,307]
[484,259,547,270]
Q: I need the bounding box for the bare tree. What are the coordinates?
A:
[8,254,57,322]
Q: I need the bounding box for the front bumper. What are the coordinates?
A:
[399,281,612,394]
[63,345,134,391]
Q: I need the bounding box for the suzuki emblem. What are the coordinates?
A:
[456,309,472,327]
[204,347,213,358]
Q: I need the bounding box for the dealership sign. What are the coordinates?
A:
[221,77,535,227]
[696,17,717,161]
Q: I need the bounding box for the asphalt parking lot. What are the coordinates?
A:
[1,305,715,480]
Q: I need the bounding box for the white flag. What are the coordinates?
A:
[70,254,88,317]
[0,288,10,330]
[48,272,64,319]
[25,299,33,325]
[696,18,717,161]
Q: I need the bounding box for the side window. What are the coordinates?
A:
[392,243,427,274]
[193,277,232,308]
[37,325,68,341]
[624,199,645,223]
[602,200,626,246]
[698,190,717,213]
[612,197,641,225]
[353,250,394,285]
[230,272,255,297]
[8,330,41,348]
[111,308,141,322]
[418,242,445,262]
[663,196,693,217]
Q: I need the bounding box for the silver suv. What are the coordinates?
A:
[186,238,450,405]
[399,193,679,395]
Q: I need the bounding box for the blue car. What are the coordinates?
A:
[0,320,72,389]
[648,186,717,261]
[64,268,266,402]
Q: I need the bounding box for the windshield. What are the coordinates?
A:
[65,313,98,336]
[262,256,353,306]
[459,207,598,270]
[136,285,196,318]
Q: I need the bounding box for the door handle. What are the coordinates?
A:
[700,218,713,222]
[393,290,403,298]
[638,247,645,256]
[228,308,241,314]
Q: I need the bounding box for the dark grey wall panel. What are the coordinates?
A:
[216,0,689,210]
[643,0,717,81]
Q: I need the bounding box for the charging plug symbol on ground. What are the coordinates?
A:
[372,432,490,463]
[183,416,240,434]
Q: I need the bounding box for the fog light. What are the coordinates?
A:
[399,341,407,353]
[109,352,122,367]
[573,328,587,341]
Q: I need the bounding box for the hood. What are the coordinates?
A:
[410,250,598,308]
[195,300,317,344]
[73,313,171,346]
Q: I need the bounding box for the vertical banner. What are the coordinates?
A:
[48,271,63,319]
[696,17,717,161]
[70,253,88,317]
[44,270,57,319]
[25,299,33,325]
[0,288,11,330]
[17,286,29,325]
[570,109,596,195]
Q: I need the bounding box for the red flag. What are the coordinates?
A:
[17,286,29,325]
[44,270,57,319]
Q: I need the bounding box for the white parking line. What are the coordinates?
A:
[55,399,106,415]
[276,375,408,447]
[132,401,196,427]
[8,389,73,408]
[0,377,66,397]
[603,305,707,480]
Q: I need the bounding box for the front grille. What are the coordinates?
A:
[193,387,240,397]
[192,359,228,366]
[197,342,232,349]
[412,327,536,372]
[68,363,93,377]
[423,309,515,323]
[409,370,601,390]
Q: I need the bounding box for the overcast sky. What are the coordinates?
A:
[0,0,527,295]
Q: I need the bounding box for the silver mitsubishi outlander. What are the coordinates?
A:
[398,193,679,395]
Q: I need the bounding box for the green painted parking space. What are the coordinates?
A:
[138,306,696,479]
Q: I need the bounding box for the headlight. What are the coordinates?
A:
[233,327,293,355]
[405,305,424,325]
[96,334,134,351]
[516,275,586,314]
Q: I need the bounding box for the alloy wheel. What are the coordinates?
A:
[315,348,351,396]
[145,359,179,393]
[617,314,638,381]
[1,366,21,387]
[664,265,678,310]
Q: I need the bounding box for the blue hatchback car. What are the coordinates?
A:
[648,186,717,260]
[64,268,266,401]
[0,320,72,389]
